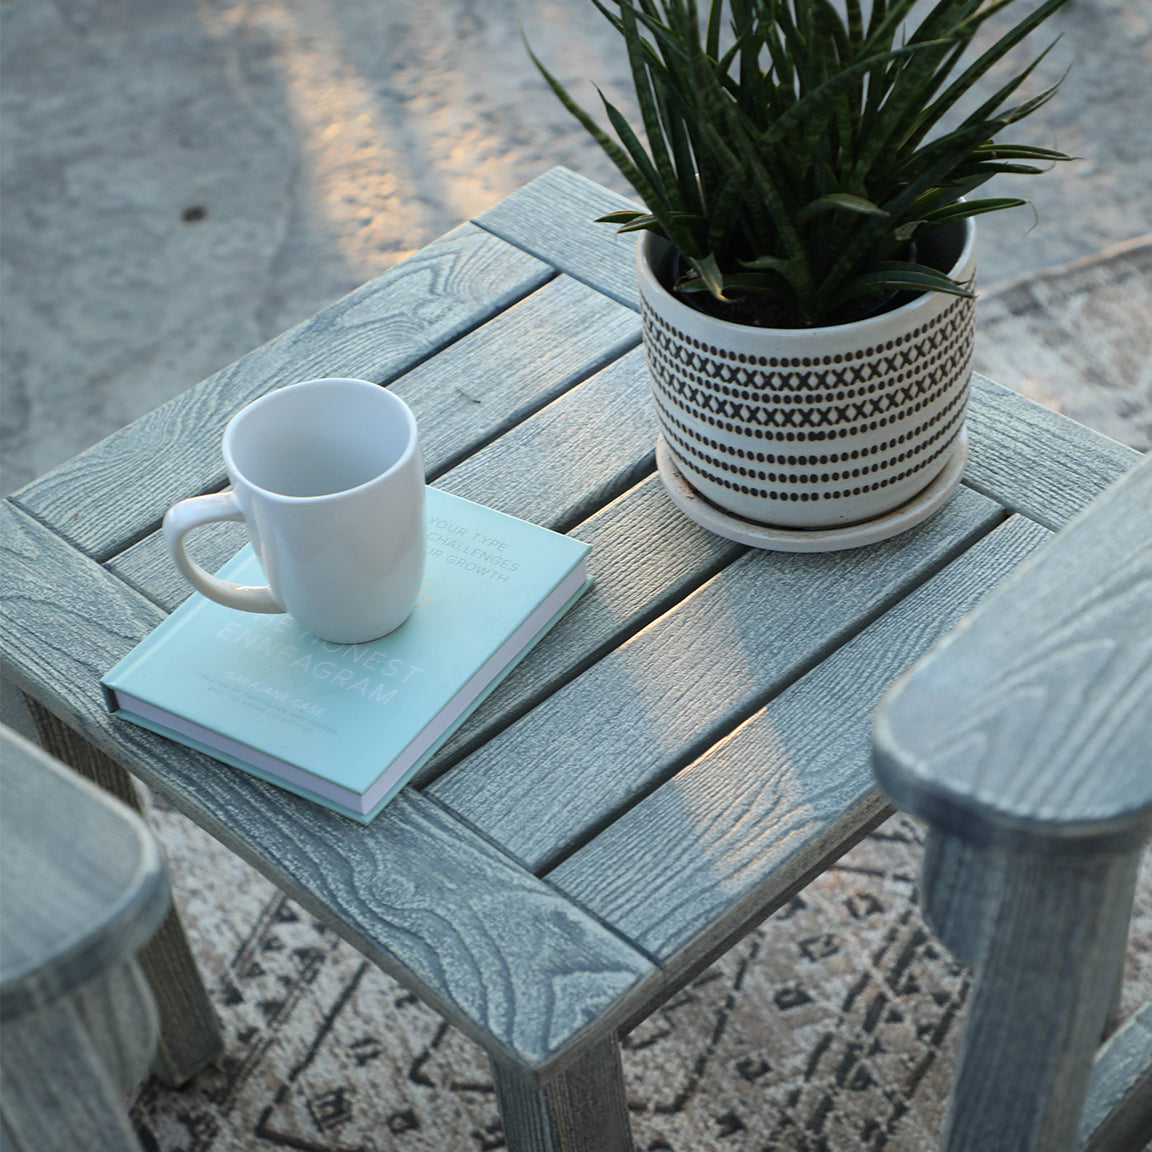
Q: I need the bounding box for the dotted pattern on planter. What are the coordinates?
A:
[658,400,967,505]
[642,291,974,504]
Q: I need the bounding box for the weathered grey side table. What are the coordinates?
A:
[1,727,170,1151]
[0,168,1144,1150]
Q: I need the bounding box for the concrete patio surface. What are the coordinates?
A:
[2,0,1150,496]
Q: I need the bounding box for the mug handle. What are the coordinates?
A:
[163,492,283,614]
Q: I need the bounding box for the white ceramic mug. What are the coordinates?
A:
[164,378,426,644]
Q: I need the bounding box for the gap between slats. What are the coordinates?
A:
[97,275,643,589]
[522,499,1013,879]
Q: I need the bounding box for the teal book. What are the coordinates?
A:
[102,487,590,823]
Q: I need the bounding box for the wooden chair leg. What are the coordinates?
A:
[935,843,1139,1152]
[490,1034,634,1152]
[26,698,223,1085]
[1081,998,1152,1152]
[1,997,143,1152]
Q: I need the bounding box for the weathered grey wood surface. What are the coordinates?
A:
[12,223,552,561]
[1081,998,1152,1152]
[873,456,1152,1151]
[2,169,1147,1145]
[941,848,1139,1152]
[964,373,1141,532]
[27,700,224,1086]
[1,996,146,1152]
[550,516,1049,969]
[393,273,640,480]
[1,501,653,1082]
[491,1035,634,1152]
[431,487,1007,871]
[476,166,642,308]
[421,472,745,781]
[0,727,169,1019]
[874,453,1152,852]
[0,728,169,1152]
[106,275,641,610]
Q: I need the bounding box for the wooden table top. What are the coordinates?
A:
[1,167,1141,1084]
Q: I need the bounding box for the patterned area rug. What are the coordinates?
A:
[973,236,1152,453]
[130,241,1152,1152]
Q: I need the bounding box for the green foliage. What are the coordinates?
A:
[528,0,1073,326]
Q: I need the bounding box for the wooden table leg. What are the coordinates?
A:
[490,1035,635,1152]
[929,837,1139,1152]
[26,698,223,1086]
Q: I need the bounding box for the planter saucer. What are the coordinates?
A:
[655,429,969,553]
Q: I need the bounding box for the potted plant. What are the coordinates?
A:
[529,0,1072,548]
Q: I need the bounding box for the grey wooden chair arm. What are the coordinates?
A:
[0,726,173,1152]
[873,453,1152,1152]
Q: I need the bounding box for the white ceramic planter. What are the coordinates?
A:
[638,220,976,535]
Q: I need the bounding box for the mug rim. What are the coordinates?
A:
[222,377,420,504]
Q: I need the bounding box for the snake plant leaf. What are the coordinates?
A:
[678,271,794,300]
[971,144,1074,163]
[599,91,670,206]
[922,197,1028,223]
[596,210,649,225]
[613,211,709,235]
[617,0,683,211]
[832,262,975,308]
[797,194,890,224]
[687,252,729,300]
[918,0,1072,131]
[524,37,659,206]
[529,0,1072,326]
[734,254,812,297]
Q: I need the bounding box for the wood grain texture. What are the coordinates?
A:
[391,273,640,479]
[491,1036,634,1152]
[413,472,745,785]
[0,996,145,1152]
[27,699,224,1086]
[0,727,169,1020]
[72,961,159,1093]
[433,343,659,531]
[965,372,1142,530]
[106,275,641,611]
[1081,997,1152,1152]
[549,515,1049,970]
[874,453,1152,852]
[109,339,656,620]
[475,166,642,309]
[0,505,652,1079]
[109,470,745,790]
[108,520,250,613]
[940,847,1139,1152]
[430,486,1008,874]
[918,829,1004,966]
[12,224,552,561]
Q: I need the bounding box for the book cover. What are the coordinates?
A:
[102,486,590,822]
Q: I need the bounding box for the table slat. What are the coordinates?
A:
[0,503,653,1080]
[429,485,1006,873]
[107,278,642,608]
[548,515,1049,979]
[434,345,658,532]
[476,167,642,309]
[392,274,640,480]
[109,343,658,612]
[416,474,746,783]
[965,373,1142,529]
[13,224,552,561]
